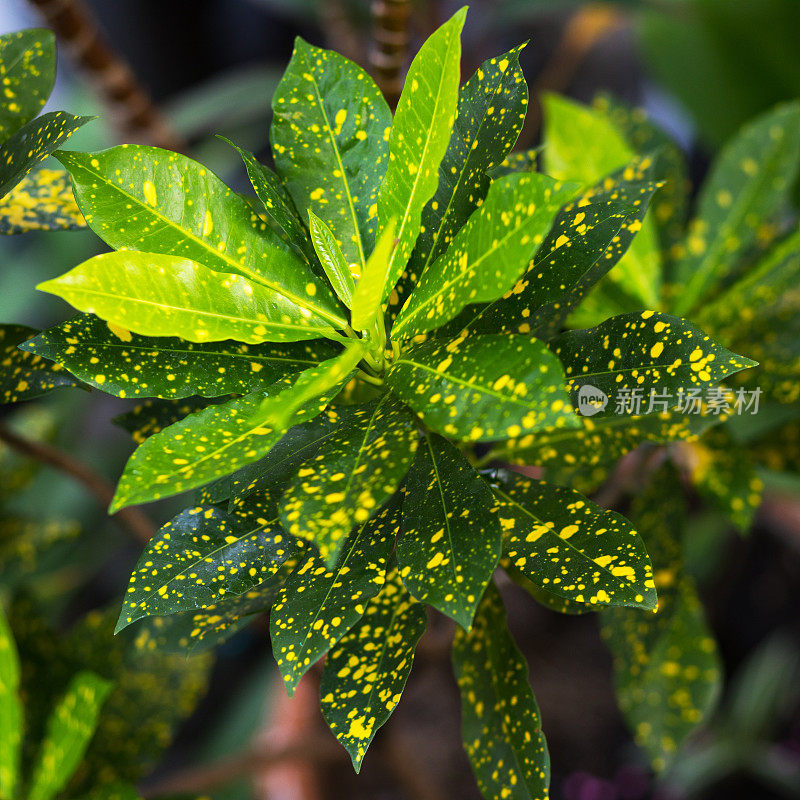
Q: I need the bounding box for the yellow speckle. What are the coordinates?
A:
[143,180,157,206]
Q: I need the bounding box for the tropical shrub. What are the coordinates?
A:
[10,8,774,799]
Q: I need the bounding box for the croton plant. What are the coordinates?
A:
[13,8,769,799]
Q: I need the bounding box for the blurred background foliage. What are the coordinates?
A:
[1,1,799,799]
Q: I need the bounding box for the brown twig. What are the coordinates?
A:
[370,0,412,110]
[0,421,155,544]
[26,0,185,151]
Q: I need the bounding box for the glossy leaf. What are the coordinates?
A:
[113,397,224,444]
[38,250,342,344]
[393,173,576,338]
[492,471,657,609]
[320,568,426,771]
[551,311,757,417]
[282,394,418,564]
[601,470,721,770]
[309,209,355,307]
[271,499,397,695]
[23,313,334,399]
[376,8,466,303]
[673,101,800,314]
[398,433,501,628]
[271,37,391,270]
[0,323,79,403]
[27,671,113,800]
[397,45,529,305]
[452,582,549,800]
[110,344,363,511]
[387,334,577,442]
[350,221,396,331]
[0,603,22,800]
[0,112,91,199]
[116,500,297,631]
[55,146,344,325]
[0,29,55,139]
[543,93,661,310]
[0,167,84,234]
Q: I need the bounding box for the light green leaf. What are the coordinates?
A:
[0,167,84,234]
[282,394,418,565]
[393,172,576,338]
[271,37,392,270]
[387,334,577,442]
[308,209,355,308]
[398,433,501,628]
[38,250,343,344]
[376,7,466,303]
[0,29,55,139]
[551,311,757,417]
[110,343,364,511]
[27,671,113,800]
[543,93,661,309]
[0,603,22,800]
[55,146,344,326]
[23,314,334,399]
[320,568,426,771]
[492,472,657,610]
[271,499,397,696]
[452,582,549,800]
[350,221,396,331]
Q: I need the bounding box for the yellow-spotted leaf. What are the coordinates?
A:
[282,394,418,565]
[0,167,84,234]
[27,671,113,800]
[393,173,576,339]
[0,603,22,800]
[113,397,224,444]
[308,209,355,308]
[0,323,79,404]
[38,251,343,344]
[601,469,721,770]
[0,112,92,199]
[54,146,344,326]
[673,101,800,315]
[270,37,391,271]
[551,312,757,417]
[387,334,578,443]
[270,499,397,696]
[110,344,364,511]
[23,314,335,399]
[320,568,427,771]
[116,500,298,632]
[0,29,55,139]
[491,472,657,609]
[452,582,550,800]
[376,8,466,303]
[398,433,501,628]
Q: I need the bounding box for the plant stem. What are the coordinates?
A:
[0,422,155,544]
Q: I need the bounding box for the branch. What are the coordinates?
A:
[370,0,412,110]
[0,422,155,544]
[26,0,185,151]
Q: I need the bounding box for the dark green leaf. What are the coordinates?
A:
[452,582,549,800]
[0,516,80,587]
[376,8,466,303]
[0,167,84,234]
[270,499,397,695]
[27,671,112,800]
[320,568,426,771]
[0,112,91,198]
[270,37,391,271]
[23,314,334,399]
[282,394,418,564]
[110,344,364,511]
[113,397,224,444]
[393,173,576,338]
[0,602,22,800]
[398,433,501,628]
[492,471,657,609]
[551,312,757,417]
[387,334,577,442]
[0,323,79,403]
[0,29,55,139]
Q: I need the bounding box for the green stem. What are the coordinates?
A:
[358,369,384,386]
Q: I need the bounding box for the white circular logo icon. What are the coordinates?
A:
[577,384,608,416]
